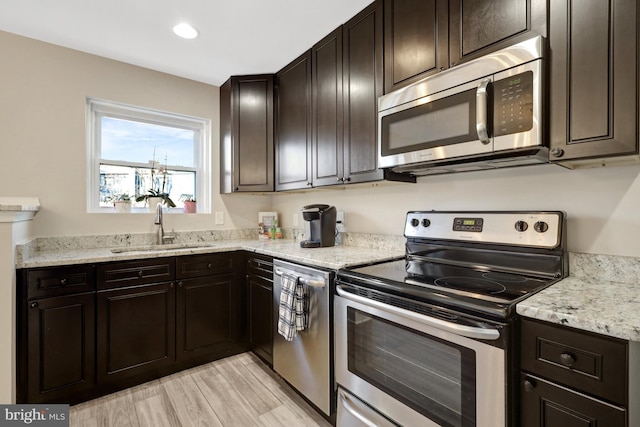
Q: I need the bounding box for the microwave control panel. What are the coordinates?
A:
[493,71,533,136]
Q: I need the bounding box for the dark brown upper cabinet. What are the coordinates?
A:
[342,1,385,184]
[220,75,274,193]
[312,27,344,187]
[280,2,384,190]
[548,0,638,165]
[384,0,449,93]
[449,0,546,66]
[384,0,546,94]
[275,50,313,191]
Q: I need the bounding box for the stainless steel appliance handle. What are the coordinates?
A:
[476,78,491,144]
[274,268,326,288]
[336,285,500,340]
[339,390,389,427]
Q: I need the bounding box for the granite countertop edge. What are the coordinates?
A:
[516,275,640,341]
[15,239,405,271]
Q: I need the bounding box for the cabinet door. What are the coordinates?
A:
[343,1,384,184]
[276,50,313,191]
[312,26,344,187]
[27,293,95,403]
[97,282,175,384]
[520,374,626,427]
[176,274,241,363]
[449,0,545,65]
[549,0,638,163]
[247,273,273,365]
[383,0,448,93]
[220,75,274,193]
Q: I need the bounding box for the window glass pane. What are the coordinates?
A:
[100,164,195,208]
[101,116,195,167]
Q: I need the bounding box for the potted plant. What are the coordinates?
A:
[113,194,132,213]
[135,160,176,211]
[184,198,197,213]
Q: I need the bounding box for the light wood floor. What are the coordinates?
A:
[70,352,332,427]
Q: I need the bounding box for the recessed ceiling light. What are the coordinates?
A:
[173,23,198,39]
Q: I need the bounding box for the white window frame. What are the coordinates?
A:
[86,98,211,213]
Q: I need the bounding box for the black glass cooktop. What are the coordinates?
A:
[337,258,558,319]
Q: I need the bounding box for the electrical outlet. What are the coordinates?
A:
[215,211,224,225]
[336,211,346,233]
[293,212,299,227]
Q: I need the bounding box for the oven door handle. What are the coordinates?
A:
[336,285,500,340]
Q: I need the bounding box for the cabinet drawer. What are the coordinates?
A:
[247,254,273,280]
[521,318,627,405]
[27,265,95,299]
[520,373,626,427]
[176,252,240,279]
[97,258,175,290]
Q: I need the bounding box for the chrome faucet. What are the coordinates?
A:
[154,202,175,245]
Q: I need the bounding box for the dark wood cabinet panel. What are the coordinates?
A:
[96,282,176,384]
[549,0,638,163]
[27,265,95,299]
[26,293,95,403]
[520,374,626,427]
[176,274,240,363]
[97,258,174,290]
[449,0,541,64]
[521,318,627,405]
[220,75,274,193]
[176,252,241,279]
[312,26,344,187]
[383,0,448,93]
[275,50,313,191]
[343,1,385,184]
[246,254,273,365]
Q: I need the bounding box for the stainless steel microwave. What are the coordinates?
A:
[378,36,546,176]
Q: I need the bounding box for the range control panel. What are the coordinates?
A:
[404,211,563,249]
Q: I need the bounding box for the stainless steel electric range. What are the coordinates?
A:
[334,211,568,427]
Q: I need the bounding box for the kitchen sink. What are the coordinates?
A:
[110,242,217,253]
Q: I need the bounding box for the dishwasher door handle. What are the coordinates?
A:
[274,267,326,288]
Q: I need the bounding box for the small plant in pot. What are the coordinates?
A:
[136,189,176,209]
[183,198,197,214]
[113,194,132,213]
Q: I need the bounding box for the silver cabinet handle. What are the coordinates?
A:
[476,78,491,144]
[336,285,500,340]
[274,268,326,288]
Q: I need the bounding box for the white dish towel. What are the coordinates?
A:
[277,271,308,341]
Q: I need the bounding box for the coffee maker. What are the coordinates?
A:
[300,204,337,248]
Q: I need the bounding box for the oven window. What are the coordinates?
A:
[347,307,476,427]
[381,88,477,156]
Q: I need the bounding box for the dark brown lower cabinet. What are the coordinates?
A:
[26,293,95,403]
[176,273,242,363]
[520,373,626,427]
[247,273,273,364]
[96,282,176,385]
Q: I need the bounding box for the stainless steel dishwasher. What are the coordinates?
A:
[273,259,334,417]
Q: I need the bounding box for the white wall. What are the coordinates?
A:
[273,163,640,257]
[0,31,268,237]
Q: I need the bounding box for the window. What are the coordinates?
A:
[87,98,210,213]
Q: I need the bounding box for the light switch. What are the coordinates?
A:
[293,212,299,227]
[215,211,224,225]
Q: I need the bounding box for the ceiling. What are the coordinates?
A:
[0,0,372,86]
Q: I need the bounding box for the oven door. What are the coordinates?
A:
[334,286,506,427]
[378,77,493,169]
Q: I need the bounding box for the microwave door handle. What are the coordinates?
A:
[476,78,491,144]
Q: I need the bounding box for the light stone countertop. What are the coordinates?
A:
[16,238,404,271]
[517,253,640,341]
